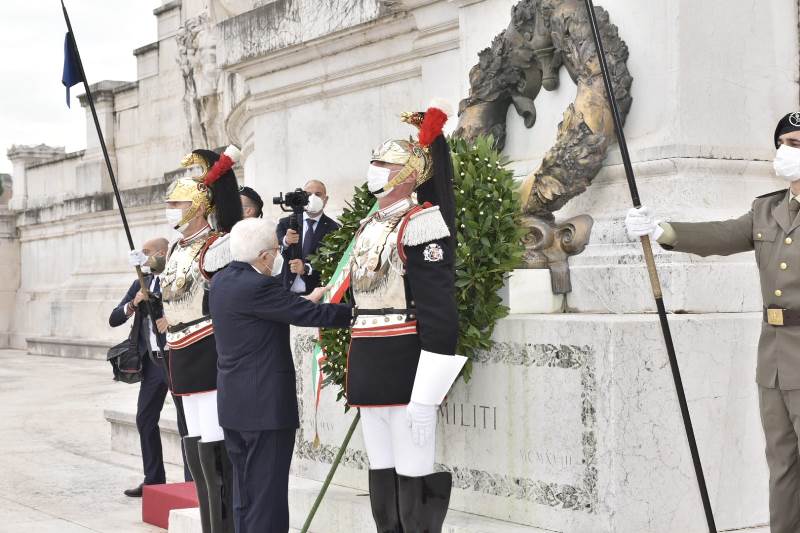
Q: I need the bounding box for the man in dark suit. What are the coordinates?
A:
[276,179,339,294]
[109,237,191,495]
[209,218,352,533]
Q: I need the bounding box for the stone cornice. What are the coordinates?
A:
[133,41,159,57]
[225,12,458,132]
[76,80,130,106]
[25,150,85,171]
[13,182,169,233]
[153,0,181,17]
[224,12,415,78]
[7,144,66,163]
[218,0,393,68]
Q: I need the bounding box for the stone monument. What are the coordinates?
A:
[3,0,797,531]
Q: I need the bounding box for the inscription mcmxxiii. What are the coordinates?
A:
[292,335,598,513]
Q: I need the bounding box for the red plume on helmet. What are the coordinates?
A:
[418,106,449,147]
[192,145,243,233]
[203,145,240,187]
[414,98,456,239]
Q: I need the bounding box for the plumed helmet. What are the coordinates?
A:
[370,99,456,235]
[166,145,244,232]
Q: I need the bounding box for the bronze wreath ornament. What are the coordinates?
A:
[454,0,633,220]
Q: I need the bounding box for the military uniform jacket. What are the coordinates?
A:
[161,224,232,395]
[663,188,800,389]
[346,198,458,406]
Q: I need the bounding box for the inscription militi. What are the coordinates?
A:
[292,333,599,513]
[439,402,498,430]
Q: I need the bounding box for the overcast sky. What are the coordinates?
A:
[0,1,162,175]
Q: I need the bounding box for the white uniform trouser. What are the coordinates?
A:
[182,390,224,442]
[360,405,435,477]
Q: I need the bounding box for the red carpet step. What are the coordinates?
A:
[143,482,199,530]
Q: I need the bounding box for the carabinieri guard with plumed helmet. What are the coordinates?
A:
[160,144,243,533]
[347,100,467,533]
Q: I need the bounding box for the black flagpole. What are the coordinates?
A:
[583,1,717,532]
[61,0,160,361]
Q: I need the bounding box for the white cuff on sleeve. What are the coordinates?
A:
[410,350,468,405]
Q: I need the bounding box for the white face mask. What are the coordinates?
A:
[165,208,185,230]
[774,145,800,182]
[270,251,284,277]
[306,194,324,215]
[367,165,392,198]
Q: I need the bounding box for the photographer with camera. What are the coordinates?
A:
[274,180,339,294]
[109,237,191,496]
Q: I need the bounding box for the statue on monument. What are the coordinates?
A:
[176,10,225,151]
[455,0,632,292]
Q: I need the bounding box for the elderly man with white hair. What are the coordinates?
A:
[209,217,352,533]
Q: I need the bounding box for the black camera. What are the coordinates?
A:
[272,188,309,260]
[273,188,309,214]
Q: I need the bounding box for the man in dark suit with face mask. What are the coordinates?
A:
[210,217,352,533]
[275,179,339,295]
[110,237,193,495]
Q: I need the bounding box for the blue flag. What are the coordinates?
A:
[62,32,81,108]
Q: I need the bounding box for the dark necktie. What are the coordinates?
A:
[791,198,800,221]
[302,219,316,258]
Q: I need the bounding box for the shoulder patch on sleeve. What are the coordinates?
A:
[202,233,232,272]
[402,205,451,247]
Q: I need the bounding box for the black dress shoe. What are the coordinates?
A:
[124,483,144,497]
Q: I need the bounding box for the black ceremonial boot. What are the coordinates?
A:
[397,472,452,533]
[369,468,403,533]
[183,436,212,533]
[198,441,235,533]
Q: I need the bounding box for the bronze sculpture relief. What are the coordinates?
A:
[454,0,632,289]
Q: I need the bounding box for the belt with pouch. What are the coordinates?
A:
[353,307,415,318]
[167,315,211,333]
[351,308,419,338]
[764,307,800,326]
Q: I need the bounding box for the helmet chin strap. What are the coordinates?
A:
[371,159,420,197]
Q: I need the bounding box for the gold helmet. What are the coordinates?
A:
[370,100,453,194]
[370,99,457,235]
[166,145,243,232]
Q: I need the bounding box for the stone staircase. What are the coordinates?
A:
[105,408,553,533]
[106,407,770,533]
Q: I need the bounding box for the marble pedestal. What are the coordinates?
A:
[291,311,767,533]
[501,269,565,314]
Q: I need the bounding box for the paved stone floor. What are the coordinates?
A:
[0,349,183,532]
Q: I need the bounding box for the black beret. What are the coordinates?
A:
[239,186,264,215]
[774,112,800,148]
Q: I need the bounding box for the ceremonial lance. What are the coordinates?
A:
[61,0,160,363]
[583,1,717,531]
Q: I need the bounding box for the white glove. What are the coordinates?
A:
[406,401,437,447]
[128,249,148,267]
[624,206,664,241]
